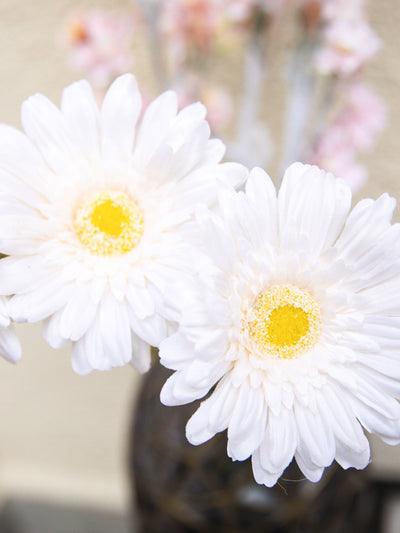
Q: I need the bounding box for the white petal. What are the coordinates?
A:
[21,92,85,177]
[203,138,225,164]
[8,279,74,323]
[160,367,213,405]
[97,293,132,367]
[130,333,151,374]
[71,299,132,374]
[154,121,210,183]
[346,393,400,445]
[342,225,400,292]
[245,167,278,247]
[351,371,400,419]
[173,101,207,131]
[61,79,100,159]
[171,161,245,211]
[364,316,400,352]
[59,286,98,341]
[196,205,237,273]
[127,306,168,347]
[71,337,96,375]
[82,322,108,371]
[42,310,69,349]
[100,74,142,162]
[194,327,229,360]
[0,297,10,327]
[0,124,54,199]
[206,376,239,433]
[294,404,336,467]
[159,332,195,370]
[0,256,51,294]
[278,163,351,256]
[227,383,267,461]
[319,383,369,453]
[360,278,400,316]
[335,193,396,266]
[294,449,325,483]
[185,399,216,445]
[183,358,230,390]
[258,408,297,475]
[125,284,155,320]
[335,439,370,470]
[251,449,281,487]
[133,90,178,169]
[0,168,48,208]
[0,324,22,363]
[0,214,50,245]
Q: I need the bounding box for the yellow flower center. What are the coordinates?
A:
[248,284,321,359]
[74,191,144,256]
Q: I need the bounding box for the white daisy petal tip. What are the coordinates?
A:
[0,297,21,364]
[160,160,400,486]
[0,74,244,375]
[186,409,215,446]
[160,375,188,407]
[0,325,22,364]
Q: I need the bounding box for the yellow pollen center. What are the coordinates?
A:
[74,191,144,256]
[248,284,321,359]
[90,199,126,237]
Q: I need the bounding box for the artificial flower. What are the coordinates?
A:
[338,82,387,151]
[315,17,380,75]
[161,162,400,486]
[160,0,224,64]
[0,74,246,374]
[64,10,136,87]
[306,82,385,192]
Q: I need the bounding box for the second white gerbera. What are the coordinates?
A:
[0,74,246,374]
[160,163,400,486]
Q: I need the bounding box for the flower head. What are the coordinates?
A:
[0,74,246,374]
[160,0,224,64]
[64,10,136,86]
[160,163,400,486]
[316,18,381,75]
[338,82,387,151]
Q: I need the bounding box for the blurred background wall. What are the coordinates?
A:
[0,0,398,518]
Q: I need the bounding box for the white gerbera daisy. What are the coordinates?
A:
[0,74,246,374]
[160,162,400,486]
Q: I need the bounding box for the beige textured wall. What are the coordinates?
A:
[0,0,399,514]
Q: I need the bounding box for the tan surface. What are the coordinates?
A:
[0,0,398,513]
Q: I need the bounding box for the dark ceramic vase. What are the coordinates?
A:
[130,360,379,533]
